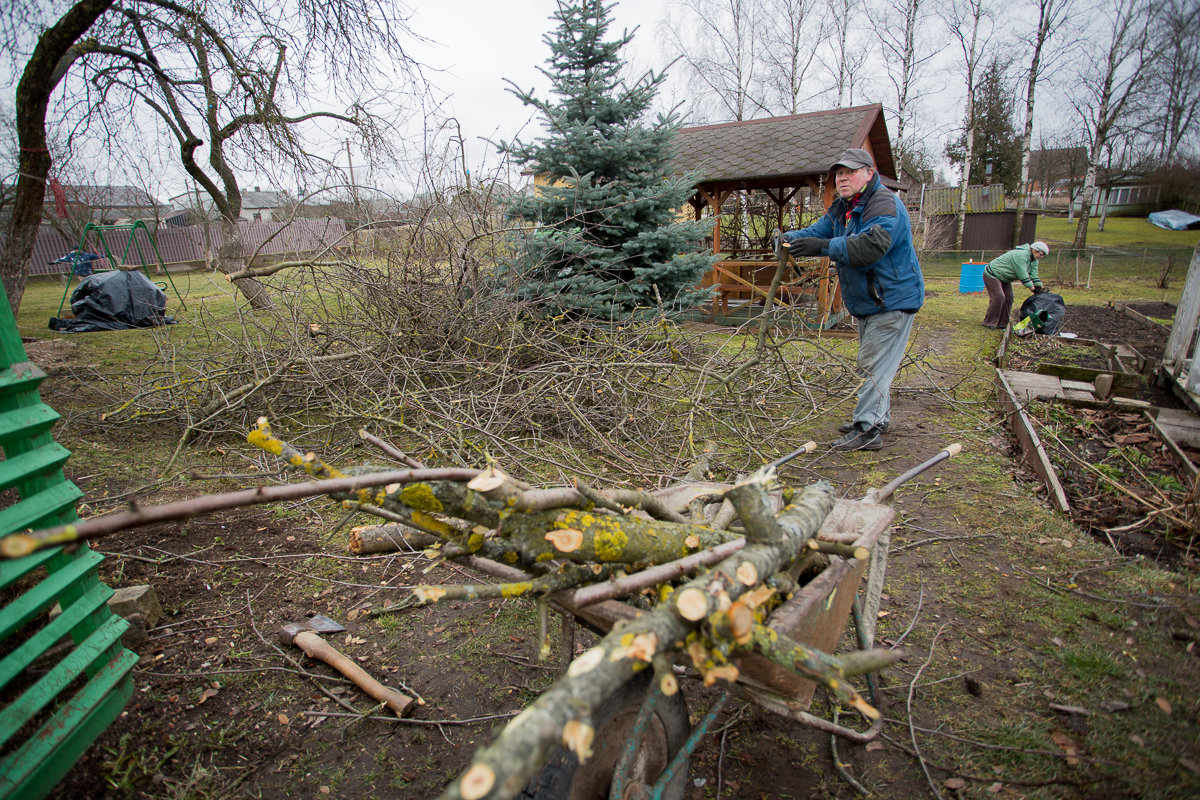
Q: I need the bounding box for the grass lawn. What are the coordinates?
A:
[1035,214,1200,250]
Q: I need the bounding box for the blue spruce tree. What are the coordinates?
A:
[498,0,715,320]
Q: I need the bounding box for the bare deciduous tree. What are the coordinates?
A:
[758,0,830,114]
[822,0,871,108]
[663,0,765,122]
[1069,0,1155,249]
[945,0,996,250]
[1147,0,1200,162]
[871,0,943,162]
[1011,0,1072,247]
[0,0,115,314]
[1,0,425,312]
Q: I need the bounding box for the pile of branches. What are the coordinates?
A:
[252,420,900,800]
[95,254,863,482]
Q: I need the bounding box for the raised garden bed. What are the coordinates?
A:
[995,301,1198,569]
[1023,401,1197,569]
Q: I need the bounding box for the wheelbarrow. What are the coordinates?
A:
[464,446,960,800]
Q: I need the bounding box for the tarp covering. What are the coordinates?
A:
[1018,291,1066,336]
[49,270,174,333]
[1148,209,1200,231]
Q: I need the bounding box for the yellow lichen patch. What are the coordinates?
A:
[562,720,594,761]
[545,528,584,552]
[410,511,451,536]
[500,581,533,597]
[627,632,658,662]
[399,483,444,513]
[467,532,484,551]
[503,552,519,563]
[567,647,605,677]
[593,525,629,561]
[414,586,447,604]
[247,418,284,456]
[735,561,759,586]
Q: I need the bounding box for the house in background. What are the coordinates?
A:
[43,184,170,226]
[167,186,293,224]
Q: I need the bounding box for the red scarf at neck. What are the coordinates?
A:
[844,191,864,225]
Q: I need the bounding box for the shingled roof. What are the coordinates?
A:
[671,104,895,190]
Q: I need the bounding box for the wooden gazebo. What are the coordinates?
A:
[672,103,897,320]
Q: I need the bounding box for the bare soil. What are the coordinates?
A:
[17,303,1200,800]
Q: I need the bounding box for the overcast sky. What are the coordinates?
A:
[399,0,676,187]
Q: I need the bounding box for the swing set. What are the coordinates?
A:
[56,221,187,318]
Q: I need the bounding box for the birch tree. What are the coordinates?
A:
[1147,0,1200,162]
[1011,0,1072,247]
[822,0,871,107]
[1069,0,1155,249]
[871,0,943,163]
[662,0,764,123]
[945,0,996,250]
[758,0,830,114]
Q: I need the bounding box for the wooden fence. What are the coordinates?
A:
[0,218,349,276]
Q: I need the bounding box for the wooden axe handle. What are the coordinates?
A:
[293,630,413,717]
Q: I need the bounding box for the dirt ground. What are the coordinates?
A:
[20,299,1200,800]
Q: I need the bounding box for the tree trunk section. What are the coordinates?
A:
[218,218,275,309]
[1,0,116,314]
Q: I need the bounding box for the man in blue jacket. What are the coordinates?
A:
[782,148,924,451]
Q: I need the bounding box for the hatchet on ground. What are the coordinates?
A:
[280,614,413,717]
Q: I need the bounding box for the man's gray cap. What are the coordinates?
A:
[832,148,875,170]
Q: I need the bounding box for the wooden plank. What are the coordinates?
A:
[1153,408,1200,448]
[1146,411,1198,478]
[995,370,1072,512]
[1164,245,1200,371]
[998,369,1065,402]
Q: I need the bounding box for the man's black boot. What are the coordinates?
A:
[837,420,889,434]
[831,423,883,451]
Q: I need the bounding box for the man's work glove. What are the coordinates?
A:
[1032,286,1046,293]
[789,237,828,257]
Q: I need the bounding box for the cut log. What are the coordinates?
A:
[349,524,439,555]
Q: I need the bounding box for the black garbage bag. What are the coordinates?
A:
[1017,291,1066,336]
[49,270,175,333]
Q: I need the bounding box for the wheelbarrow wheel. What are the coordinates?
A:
[520,670,690,800]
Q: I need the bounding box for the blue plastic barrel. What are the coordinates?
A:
[959,262,986,293]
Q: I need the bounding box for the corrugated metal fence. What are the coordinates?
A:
[1,218,348,276]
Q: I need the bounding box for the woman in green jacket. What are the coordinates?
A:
[982,241,1048,328]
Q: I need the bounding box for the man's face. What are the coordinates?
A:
[834,166,873,199]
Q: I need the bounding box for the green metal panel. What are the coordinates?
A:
[0,443,72,492]
[0,481,85,541]
[0,614,130,750]
[0,583,112,688]
[0,284,136,799]
[0,548,104,641]
[0,549,59,592]
[0,649,138,799]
